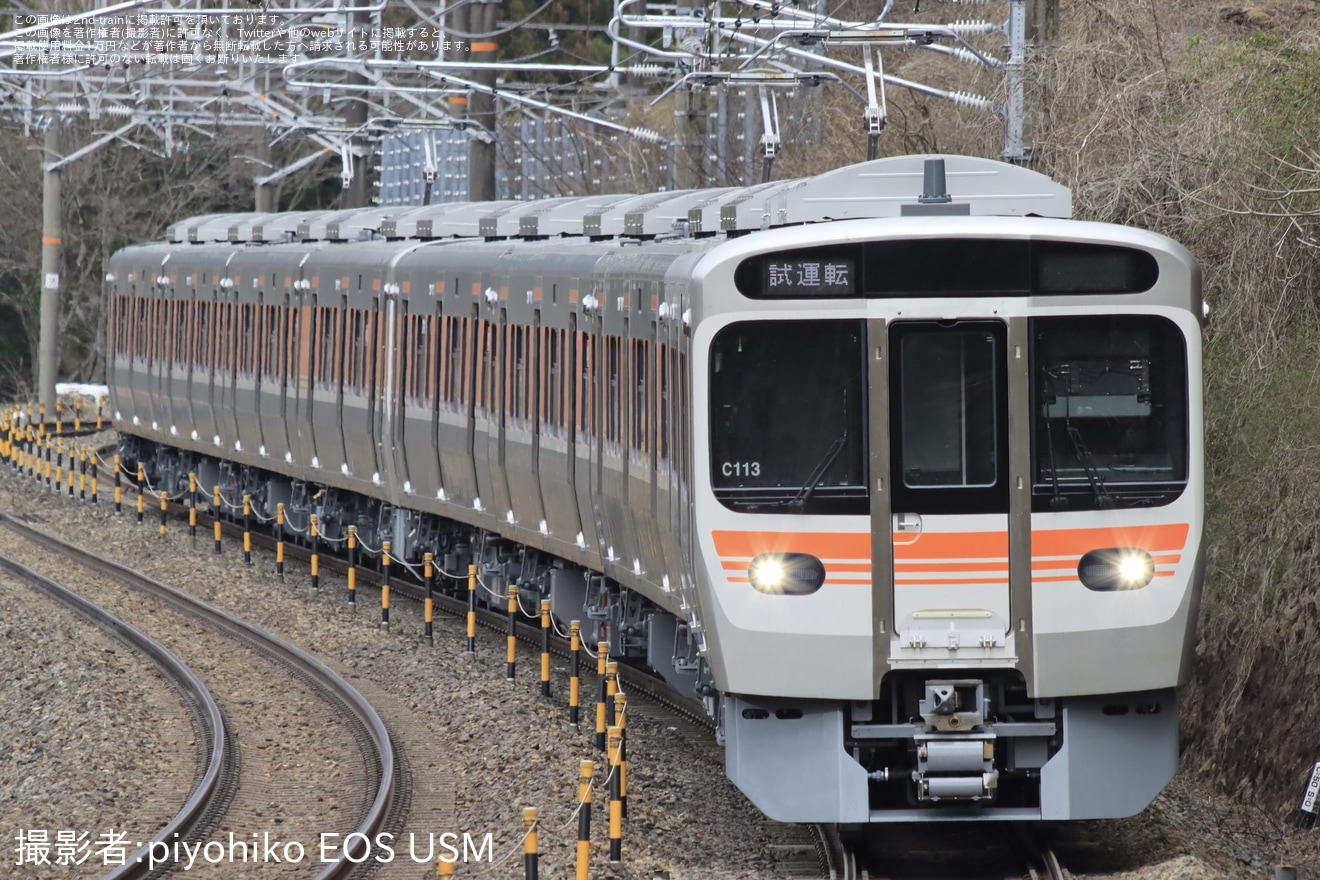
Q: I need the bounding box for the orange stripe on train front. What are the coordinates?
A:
[895,561,1010,573]
[712,530,869,560]
[1031,524,1190,557]
[892,531,1008,560]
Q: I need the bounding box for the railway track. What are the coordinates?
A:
[0,510,398,879]
[0,553,226,880]
[7,443,1024,879]
[201,497,868,880]
[860,823,1068,880]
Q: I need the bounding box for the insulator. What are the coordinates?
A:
[626,64,669,78]
[105,105,133,116]
[945,19,999,35]
[951,46,997,66]
[628,127,666,144]
[56,102,85,115]
[946,90,997,112]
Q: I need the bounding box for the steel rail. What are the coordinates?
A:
[0,548,227,880]
[0,512,397,880]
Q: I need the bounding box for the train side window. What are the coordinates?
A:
[427,312,438,403]
[578,330,597,446]
[631,338,649,460]
[545,328,562,438]
[461,316,472,409]
[217,303,227,373]
[440,317,454,410]
[194,301,207,370]
[656,341,669,468]
[311,306,324,388]
[285,305,298,385]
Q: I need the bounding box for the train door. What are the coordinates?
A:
[887,320,1013,663]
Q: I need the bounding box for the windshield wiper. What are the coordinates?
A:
[790,432,848,510]
[1044,417,1067,509]
[1065,424,1115,509]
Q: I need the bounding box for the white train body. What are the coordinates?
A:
[107,155,1204,823]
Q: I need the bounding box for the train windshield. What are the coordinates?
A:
[709,320,868,514]
[1032,315,1188,510]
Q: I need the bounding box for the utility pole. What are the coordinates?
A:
[1027,0,1059,46]
[467,0,499,201]
[38,121,62,414]
[255,130,277,212]
[1005,0,1058,162]
[671,0,707,190]
[343,11,371,208]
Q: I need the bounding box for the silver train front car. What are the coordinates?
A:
[106,155,1204,824]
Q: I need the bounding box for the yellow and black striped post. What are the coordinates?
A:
[213,486,223,553]
[576,760,594,880]
[614,691,628,818]
[113,455,122,513]
[423,552,435,646]
[569,620,582,727]
[522,807,539,880]
[596,641,609,751]
[276,504,286,579]
[309,514,320,592]
[159,492,168,538]
[43,434,52,489]
[506,584,519,681]
[437,853,455,877]
[606,661,619,729]
[607,725,623,863]
[381,540,392,632]
[78,446,87,501]
[65,442,75,498]
[184,474,196,546]
[243,494,253,566]
[466,564,477,654]
[96,397,103,431]
[54,438,63,492]
[135,462,146,525]
[89,449,99,505]
[540,599,552,698]
[347,525,358,610]
[73,398,81,432]
[54,399,61,435]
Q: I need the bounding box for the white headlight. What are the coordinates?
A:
[749,558,786,592]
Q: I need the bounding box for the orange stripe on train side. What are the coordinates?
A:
[720,560,873,573]
[892,531,1008,560]
[712,530,870,560]
[1032,524,1190,557]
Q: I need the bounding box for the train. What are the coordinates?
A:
[106,154,1205,823]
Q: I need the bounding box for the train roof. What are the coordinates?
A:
[167,155,1072,246]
